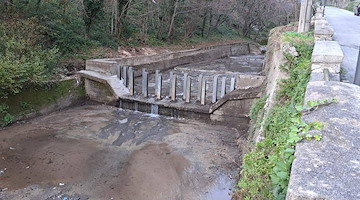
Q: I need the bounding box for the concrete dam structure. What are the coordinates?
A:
[79,42,265,128]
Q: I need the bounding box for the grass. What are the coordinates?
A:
[234,31,314,200]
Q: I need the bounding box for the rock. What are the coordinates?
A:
[282,42,298,57]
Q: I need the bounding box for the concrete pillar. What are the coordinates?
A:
[156,73,162,100]
[183,73,188,100]
[122,66,128,86]
[169,71,174,97]
[230,77,236,91]
[201,78,206,105]
[298,0,313,33]
[185,77,191,103]
[220,77,226,98]
[354,47,360,85]
[116,65,121,80]
[155,70,160,87]
[142,68,148,97]
[197,74,203,101]
[128,67,134,95]
[305,0,313,32]
[171,75,177,101]
[212,75,219,103]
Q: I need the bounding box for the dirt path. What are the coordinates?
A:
[0,104,244,200]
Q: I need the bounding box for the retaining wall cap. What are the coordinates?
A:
[311,41,343,63]
[286,81,360,200]
[314,25,334,35]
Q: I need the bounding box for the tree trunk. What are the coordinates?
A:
[167,0,179,40]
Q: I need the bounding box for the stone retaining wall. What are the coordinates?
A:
[286,7,360,200]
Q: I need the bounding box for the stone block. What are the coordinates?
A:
[314,20,334,41]
[310,71,340,82]
[311,63,340,73]
[287,81,360,200]
[311,41,343,64]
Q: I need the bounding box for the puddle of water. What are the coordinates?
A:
[205,175,234,200]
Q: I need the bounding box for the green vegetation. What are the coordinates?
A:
[0,79,85,127]
[0,18,60,98]
[345,1,360,11]
[235,32,314,200]
[0,0,298,101]
[249,96,267,125]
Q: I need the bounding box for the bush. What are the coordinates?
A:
[0,18,59,98]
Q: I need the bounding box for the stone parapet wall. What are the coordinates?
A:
[286,8,360,200]
[313,7,334,41]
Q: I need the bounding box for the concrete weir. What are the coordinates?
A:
[79,42,265,125]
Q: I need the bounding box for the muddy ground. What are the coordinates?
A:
[0,103,245,200]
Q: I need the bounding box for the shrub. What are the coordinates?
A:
[0,18,59,98]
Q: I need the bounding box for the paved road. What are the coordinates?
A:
[325,6,360,83]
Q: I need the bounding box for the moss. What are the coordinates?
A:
[0,79,85,125]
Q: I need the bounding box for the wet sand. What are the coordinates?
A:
[0,104,244,200]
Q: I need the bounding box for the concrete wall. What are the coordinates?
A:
[86,42,256,77]
[286,9,360,200]
[249,25,297,142]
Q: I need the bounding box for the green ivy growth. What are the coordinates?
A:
[236,32,316,200]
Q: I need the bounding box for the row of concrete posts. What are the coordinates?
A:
[116,66,236,105]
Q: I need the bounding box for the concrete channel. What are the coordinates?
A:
[0,42,265,200]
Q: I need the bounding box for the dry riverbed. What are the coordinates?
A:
[0,103,244,200]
